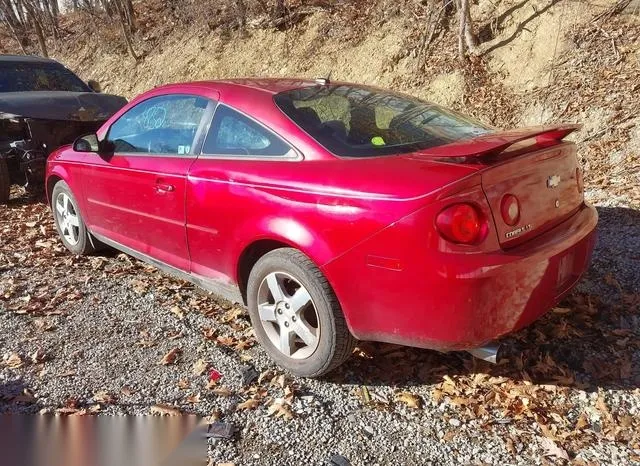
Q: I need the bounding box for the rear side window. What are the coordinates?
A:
[106,94,208,155]
[274,85,491,157]
[203,105,292,157]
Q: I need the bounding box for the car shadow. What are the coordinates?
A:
[0,378,40,414]
[329,205,640,393]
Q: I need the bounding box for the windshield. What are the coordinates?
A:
[0,62,90,93]
[274,84,492,157]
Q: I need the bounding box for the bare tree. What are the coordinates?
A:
[23,0,48,56]
[0,0,30,52]
[456,0,478,61]
[112,0,138,60]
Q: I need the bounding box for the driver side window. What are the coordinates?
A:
[107,95,209,155]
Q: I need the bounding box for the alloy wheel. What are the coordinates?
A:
[55,192,80,246]
[257,271,320,359]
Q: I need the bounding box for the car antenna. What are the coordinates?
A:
[315,71,332,86]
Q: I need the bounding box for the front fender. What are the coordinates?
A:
[46,158,86,214]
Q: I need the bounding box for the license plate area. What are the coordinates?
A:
[557,250,575,289]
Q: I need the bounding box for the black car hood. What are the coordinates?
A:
[0,91,127,122]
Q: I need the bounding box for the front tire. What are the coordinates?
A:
[247,248,356,377]
[51,181,95,255]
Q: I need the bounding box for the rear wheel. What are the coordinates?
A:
[51,181,95,255]
[0,158,10,204]
[247,248,356,377]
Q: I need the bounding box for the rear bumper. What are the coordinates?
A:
[323,202,598,350]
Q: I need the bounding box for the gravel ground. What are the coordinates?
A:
[0,190,639,466]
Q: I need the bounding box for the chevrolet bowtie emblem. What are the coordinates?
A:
[547,174,561,188]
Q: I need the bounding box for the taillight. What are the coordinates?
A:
[436,203,483,244]
[500,194,520,226]
[576,167,584,193]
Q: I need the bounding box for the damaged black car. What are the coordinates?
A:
[0,54,127,203]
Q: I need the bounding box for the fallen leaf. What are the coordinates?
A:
[4,352,24,369]
[209,386,233,397]
[30,348,47,364]
[159,347,181,365]
[267,400,294,420]
[540,438,569,460]
[185,393,201,404]
[575,412,589,430]
[55,407,79,415]
[215,336,236,347]
[236,398,261,411]
[361,386,371,403]
[202,327,216,340]
[170,306,185,319]
[442,430,456,442]
[192,359,209,376]
[204,410,222,423]
[177,379,190,389]
[395,392,422,409]
[93,391,116,404]
[150,404,182,416]
[208,369,222,383]
[234,339,253,351]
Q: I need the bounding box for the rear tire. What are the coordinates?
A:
[0,158,10,204]
[247,248,356,377]
[51,181,95,256]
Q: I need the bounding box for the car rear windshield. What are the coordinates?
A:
[0,62,90,93]
[274,85,492,157]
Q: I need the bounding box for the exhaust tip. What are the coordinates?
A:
[466,342,501,364]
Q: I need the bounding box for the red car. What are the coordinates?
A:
[46,79,598,376]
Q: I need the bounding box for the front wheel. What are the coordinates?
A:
[247,248,356,377]
[51,181,95,255]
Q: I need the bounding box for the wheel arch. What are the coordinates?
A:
[46,174,63,205]
[235,234,336,306]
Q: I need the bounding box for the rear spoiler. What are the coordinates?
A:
[418,124,581,159]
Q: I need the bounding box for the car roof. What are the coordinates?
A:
[154,78,326,96]
[0,54,60,64]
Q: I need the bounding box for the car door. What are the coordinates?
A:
[81,93,213,271]
[186,104,299,284]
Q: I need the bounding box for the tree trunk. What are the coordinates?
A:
[123,0,135,31]
[457,0,467,61]
[236,0,247,29]
[2,17,28,53]
[0,0,30,49]
[32,14,48,57]
[457,0,477,61]
[113,0,138,61]
[462,0,477,51]
[24,1,48,57]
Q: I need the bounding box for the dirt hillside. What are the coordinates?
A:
[1,0,639,203]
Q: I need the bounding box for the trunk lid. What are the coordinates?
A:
[481,142,583,247]
[416,125,584,247]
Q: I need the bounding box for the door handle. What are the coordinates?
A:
[155,183,175,193]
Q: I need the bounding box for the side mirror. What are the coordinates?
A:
[73,133,100,153]
[87,79,102,93]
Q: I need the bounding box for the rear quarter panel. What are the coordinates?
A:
[185,155,481,290]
